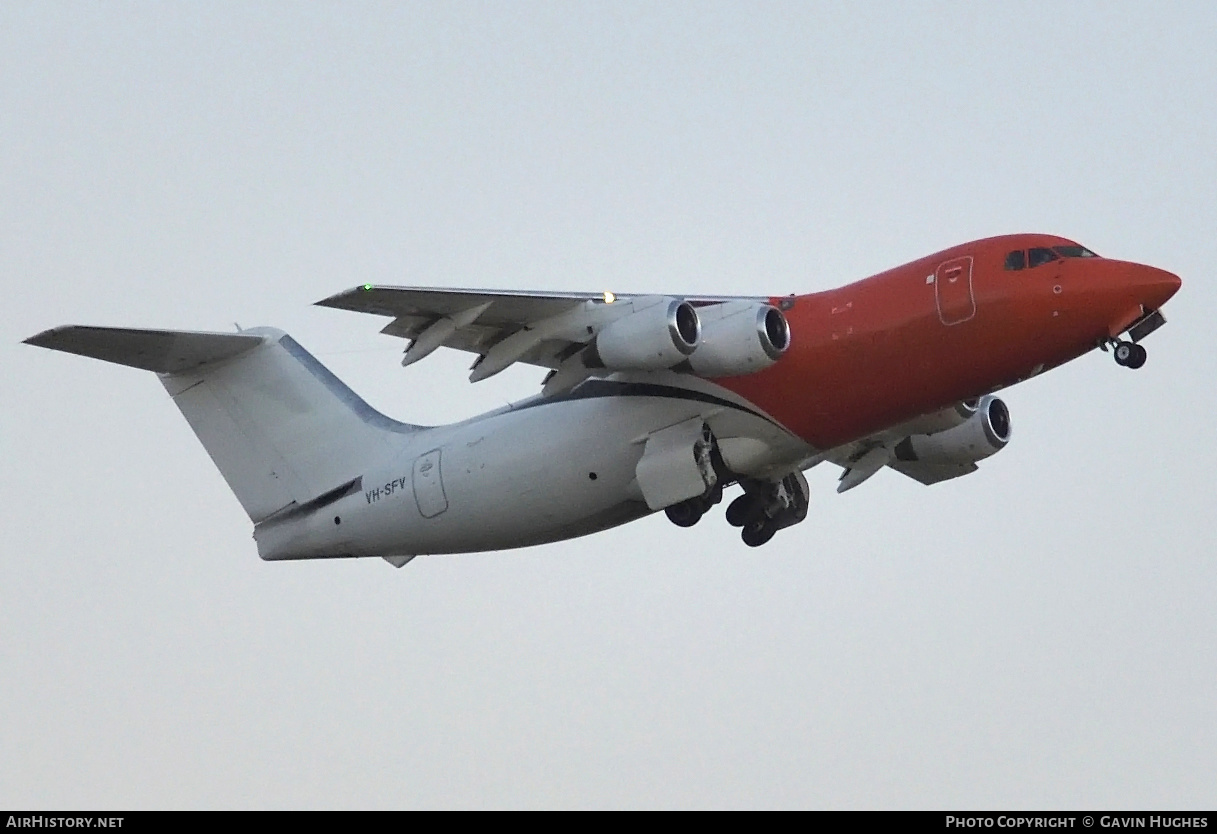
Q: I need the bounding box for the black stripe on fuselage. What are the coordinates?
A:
[512,379,786,431]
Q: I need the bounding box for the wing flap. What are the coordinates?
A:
[323,285,601,373]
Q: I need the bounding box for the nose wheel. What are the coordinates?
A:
[1112,340,1147,369]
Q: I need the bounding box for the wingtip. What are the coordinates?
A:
[23,325,75,347]
[314,285,383,309]
[313,287,359,308]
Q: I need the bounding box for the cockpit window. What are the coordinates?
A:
[1004,250,1026,271]
[1053,245,1098,258]
[1028,247,1060,268]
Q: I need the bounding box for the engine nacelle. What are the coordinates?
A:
[897,398,981,437]
[893,396,1011,465]
[584,297,700,371]
[687,302,791,377]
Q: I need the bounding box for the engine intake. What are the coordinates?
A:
[893,396,1011,465]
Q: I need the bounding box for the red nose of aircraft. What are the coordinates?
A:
[1132,263,1183,310]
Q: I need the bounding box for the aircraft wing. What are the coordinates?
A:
[827,442,980,492]
[316,284,770,383]
[827,395,1009,492]
[317,285,603,371]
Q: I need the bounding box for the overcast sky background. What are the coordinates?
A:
[3,2,1216,810]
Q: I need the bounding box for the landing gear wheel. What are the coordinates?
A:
[726,494,761,528]
[1126,343,1147,369]
[1114,341,1147,369]
[741,521,776,548]
[665,503,704,528]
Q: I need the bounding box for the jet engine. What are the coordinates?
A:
[893,396,1011,465]
[583,297,701,371]
[898,398,981,437]
[687,302,791,378]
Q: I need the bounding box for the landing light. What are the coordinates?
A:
[603,291,616,304]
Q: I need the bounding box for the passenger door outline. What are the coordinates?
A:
[412,448,448,518]
[934,256,976,325]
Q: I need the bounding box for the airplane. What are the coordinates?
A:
[24,233,1181,567]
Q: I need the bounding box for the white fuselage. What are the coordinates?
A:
[253,373,811,560]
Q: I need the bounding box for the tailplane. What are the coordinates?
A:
[25,325,421,522]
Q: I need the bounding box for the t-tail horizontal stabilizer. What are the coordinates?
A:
[23,325,266,374]
[26,324,424,531]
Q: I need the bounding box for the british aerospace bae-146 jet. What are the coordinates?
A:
[26,234,1181,566]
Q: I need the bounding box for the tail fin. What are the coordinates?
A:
[25,325,421,522]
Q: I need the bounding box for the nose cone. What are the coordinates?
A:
[1132,264,1182,310]
[1089,261,1182,340]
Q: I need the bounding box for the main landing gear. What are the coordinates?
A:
[664,482,723,527]
[1108,339,1147,369]
[724,472,810,548]
[658,430,810,548]
[663,471,809,548]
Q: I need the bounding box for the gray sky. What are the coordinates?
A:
[3,1,1215,809]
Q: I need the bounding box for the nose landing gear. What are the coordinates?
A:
[1104,307,1170,369]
